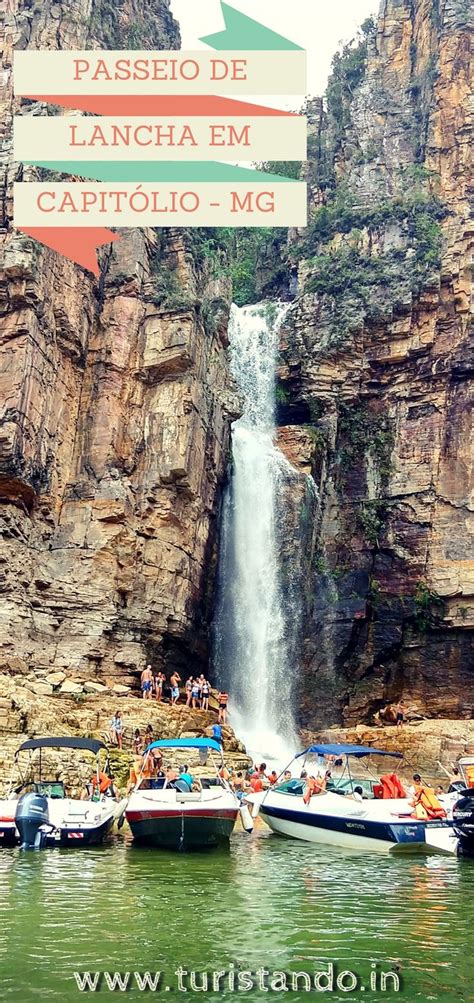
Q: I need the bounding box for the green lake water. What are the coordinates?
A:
[0,822,471,1002]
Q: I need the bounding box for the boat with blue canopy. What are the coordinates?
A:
[246,743,458,855]
[125,737,248,851]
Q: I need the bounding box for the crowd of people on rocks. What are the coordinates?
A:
[139,665,228,721]
[107,666,229,750]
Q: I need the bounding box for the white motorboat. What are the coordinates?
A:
[247,742,458,855]
[0,737,126,849]
[126,737,247,850]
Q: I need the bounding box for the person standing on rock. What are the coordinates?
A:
[201,678,210,712]
[191,678,200,709]
[185,676,193,707]
[154,670,163,702]
[141,664,153,701]
[218,690,229,725]
[170,671,181,705]
[396,700,406,730]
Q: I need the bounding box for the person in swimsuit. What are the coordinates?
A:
[144,723,154,749]
[185,677,193,707]
[154,671,163,702]
[133,728,143,755]
[141,664,153,701]
[191,679,200,709]
[218,691,228,725]
[170,672,181,705]
[201,678,210,711]
[395,700,405,729]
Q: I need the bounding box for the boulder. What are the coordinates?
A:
[112,684,131,696]
[27,680,54,696]
[83,681,108,694]
[59,680,84,696]
[45,671,67,687]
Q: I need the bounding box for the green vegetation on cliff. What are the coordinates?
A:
[189,228,288,307]
[292,182,444,345]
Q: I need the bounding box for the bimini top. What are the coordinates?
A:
[16,737,106,756]
[296,743,403,759]
[146,738,222,754]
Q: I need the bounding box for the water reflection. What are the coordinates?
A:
[0,828,472,1001]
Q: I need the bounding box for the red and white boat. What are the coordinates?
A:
[126,737,246,850]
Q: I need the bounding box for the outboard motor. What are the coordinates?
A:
[15,792,50,849]
[452,790,474,858]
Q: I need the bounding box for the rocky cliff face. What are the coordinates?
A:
[1,0,472,747]
[0,0,237,713]
[277,0,473,728]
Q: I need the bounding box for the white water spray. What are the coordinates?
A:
[214,302,300,762]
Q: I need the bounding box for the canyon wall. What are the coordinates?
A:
[277,0,473,728]
[0,0,237,713]
[0,0,472,743]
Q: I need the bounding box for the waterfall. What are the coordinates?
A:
[213,302,301,762]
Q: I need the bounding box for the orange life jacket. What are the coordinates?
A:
[303,777,326,805]
[380,773,406,799]
[91,771,112,794]
[465,765,474,789]
[411,784,446,820]
[249,775,263,792]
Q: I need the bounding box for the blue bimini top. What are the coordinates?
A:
[145,738,222,754]
[296,743,403,759]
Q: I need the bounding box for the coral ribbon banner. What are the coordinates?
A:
[23,95,295,117]
[17,227,119,276]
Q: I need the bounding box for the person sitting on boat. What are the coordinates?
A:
[303,773,328,805]
[126,751,156,793]
[84,770,116,800]
[409,774,447,820]
[233,771,245,794]
[351,786,364,802]
[249,771,264,793]
[178,765,193,790]
[268,770,278,785]
[165,765,179,787]
[283,770,292,782]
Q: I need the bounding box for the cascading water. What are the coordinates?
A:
[214,302,304,762]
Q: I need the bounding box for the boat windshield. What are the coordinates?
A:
[33,781,66,799]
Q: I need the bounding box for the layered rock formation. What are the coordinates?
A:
[277,0,473,727]
[0,0,472,751]
[0,0,237,714]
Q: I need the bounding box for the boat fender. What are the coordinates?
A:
[240,804,254,833]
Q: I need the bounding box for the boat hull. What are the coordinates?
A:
[0,796,123,848]
[259,797,457,855]
[127,808,238,850]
